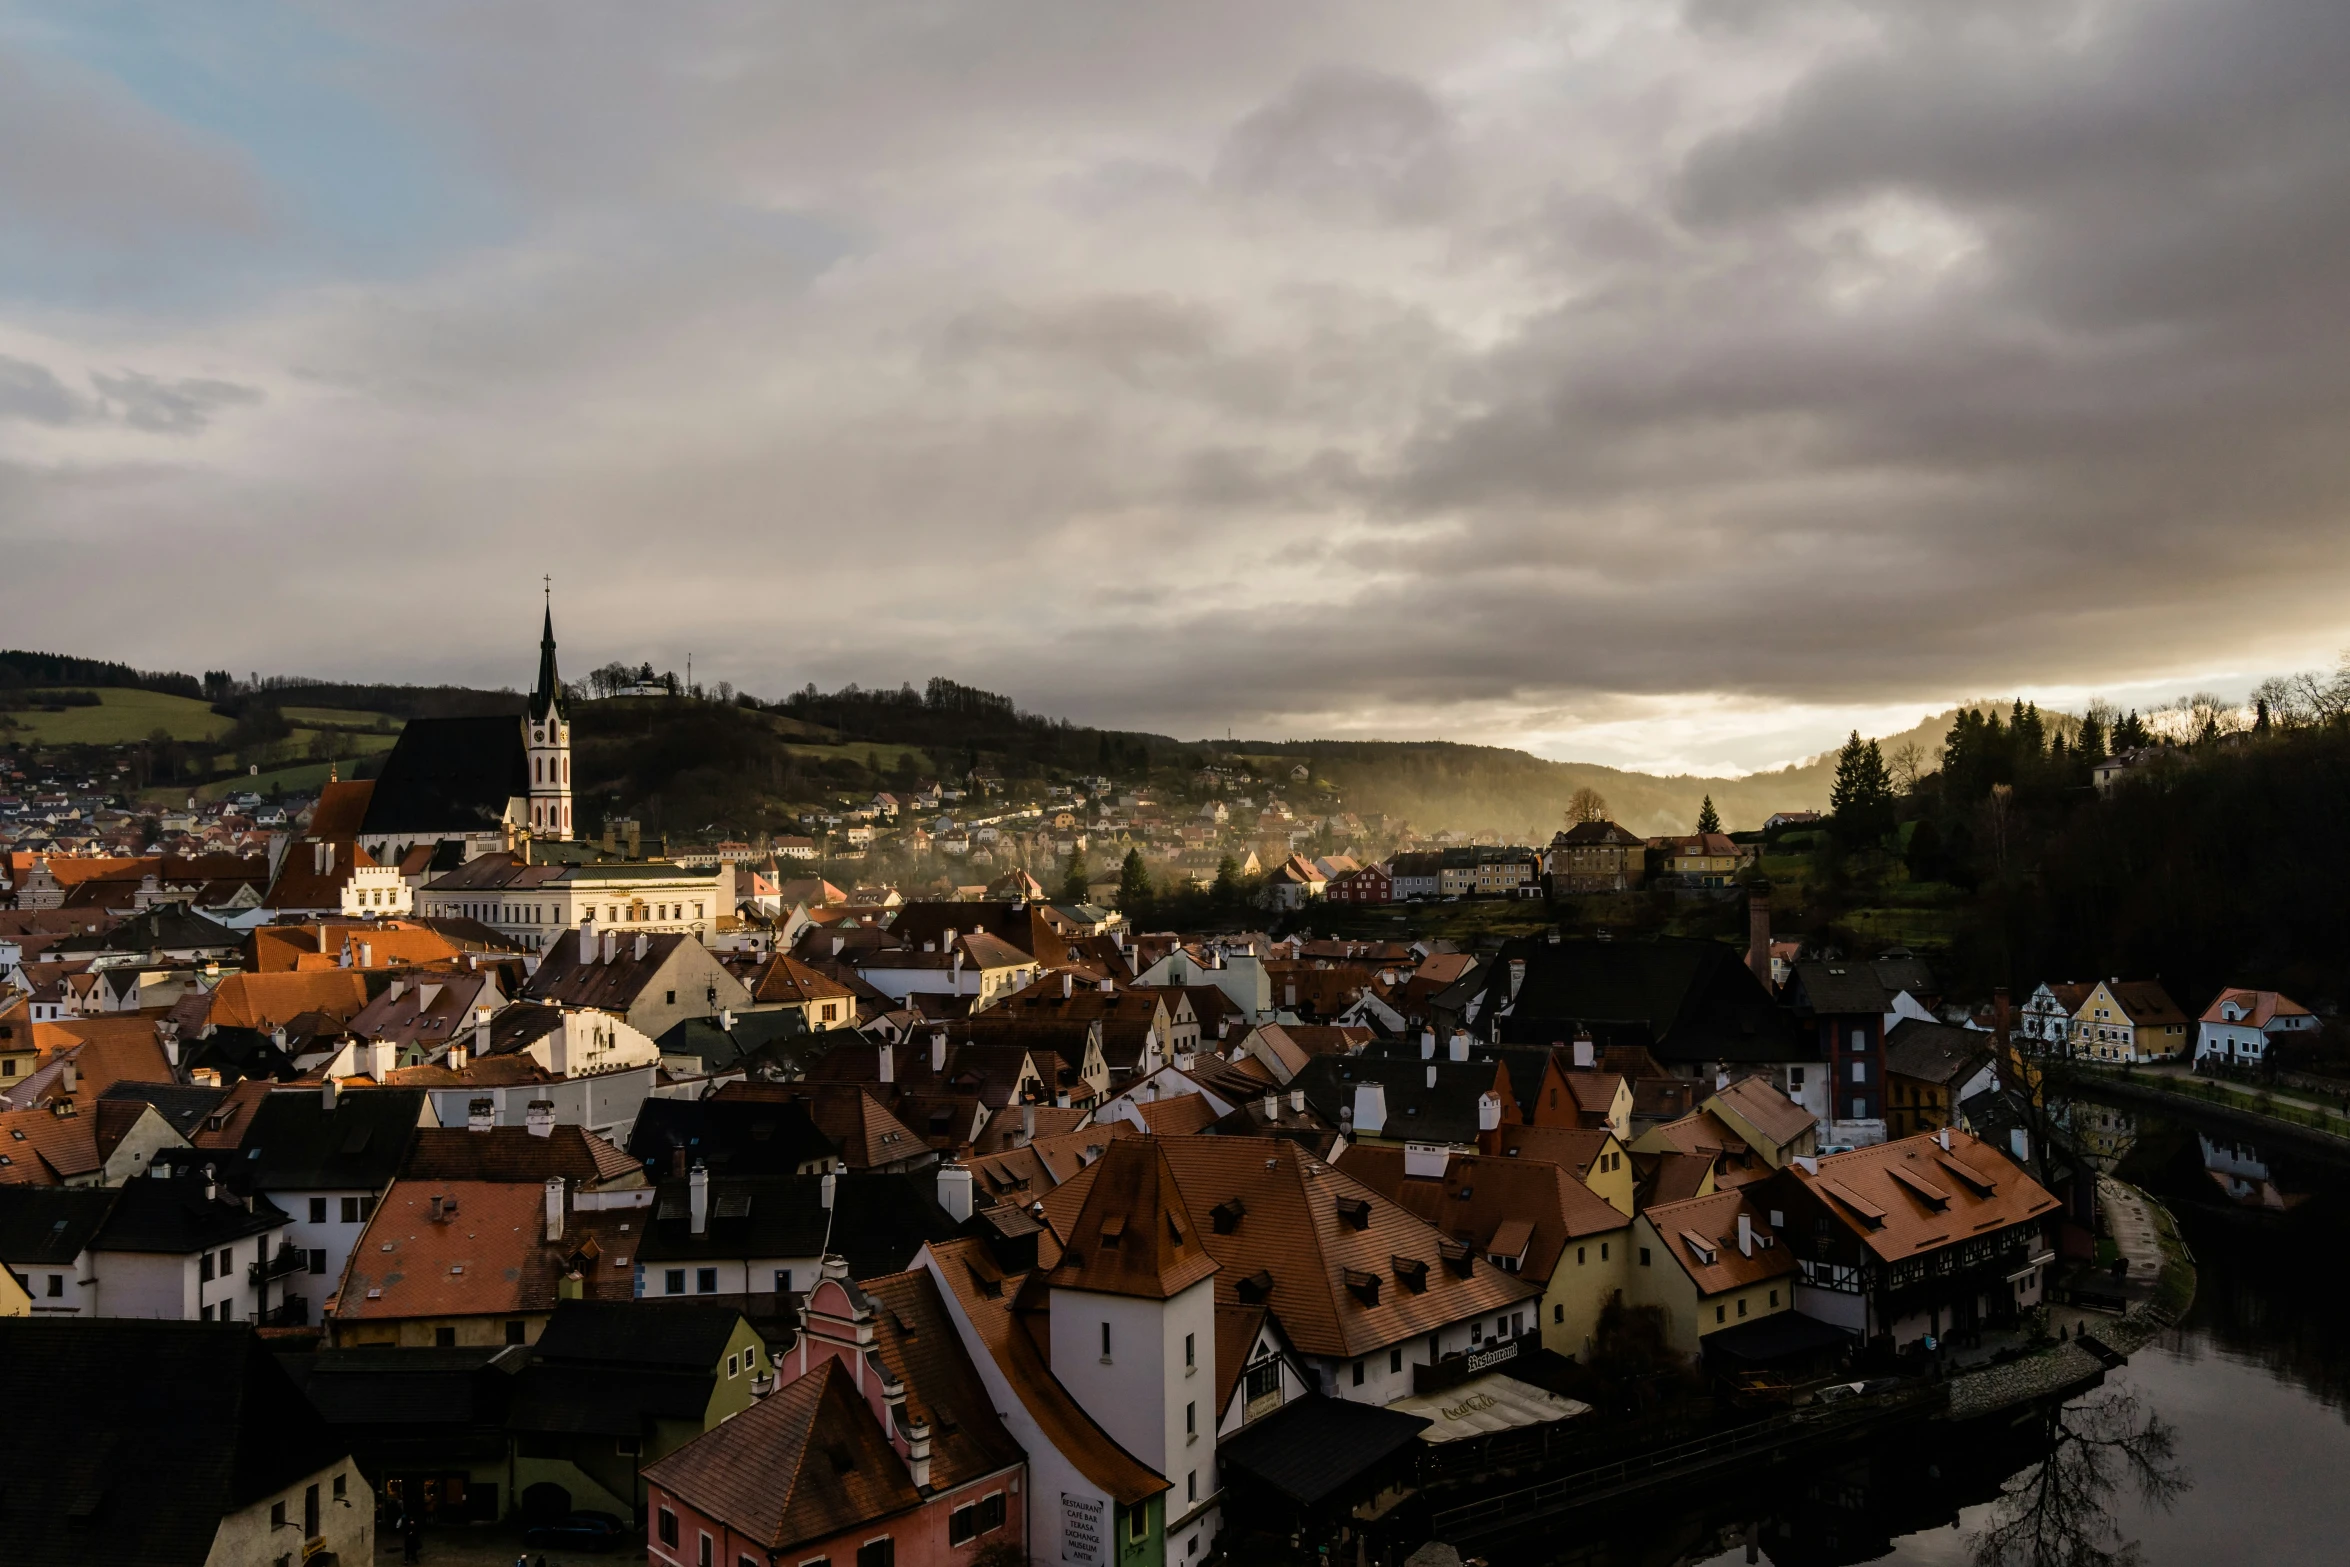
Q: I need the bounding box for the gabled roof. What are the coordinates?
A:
[1483,936,1808,1065]
[1790,961,1891,1017]
[634,1172,963,1281]
[201,970,374,1032]
[402,1124,640,1185]
[1881,1020,1994,1088]
[99,1080,231,1140]
[711,1081,929,1171]
[0,1105,101,1185]
[93,1175,287,1254]
[332,1178,637,1323]
[1638,1190,1794,1296]
[859,1268,1026,1490]
[2097,981,2188,1028]
[643,1357,921,1552]
[0,1183,119,1262]
[0,1318,353,1567]
[531,1298,743,1370]
[1706,1075,1819,1148]
[523,928,701,1013]
[1336,1146,1630,1282]
[925,1236,1168,1507]
[2200,988,2314,1028]
[1045,1136,1217,1300]
[1042,1138,1539,1360]
[1783,1129,2059,1265]
[1474,1121,1613,1181]
[1292,1054,1509,1146]
[749,954,858,1006]
[627,1098,839,1179]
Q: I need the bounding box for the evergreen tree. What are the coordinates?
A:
[1903,816,1944,883]
[2075,711,2108,766]
[1060,848,1088,904]
[1695,796,1721,834]
[1116,847,1153,911]
[2114,709,2152,749]
[1210,854,1241,911]
[1830,731,1897,846]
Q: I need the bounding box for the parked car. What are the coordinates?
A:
[522,1511,631,1553]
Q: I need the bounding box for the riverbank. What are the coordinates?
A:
[2053,1063,2350,1155]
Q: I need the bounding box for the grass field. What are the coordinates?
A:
[279,706,403,731]
[0,688,233,745]
[784,741,935,772]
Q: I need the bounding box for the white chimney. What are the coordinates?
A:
[545,1176,566,1242]
[931,1032,947,1072]
[360,941,373,968]
[1738,1213,1754,1257]
[526,1099,554,1137]
[719,1008,733,1032]
[1404,1142,1448,1179]
[1021,1101,1036,1144]
[468,1097,494,1133]
[475,1016,491,1058]
[1263,1091,1279,1121]
[936,1160,973,1222]
[448,1041,469,1072]
[1420,1029,1435,1060]
[879,1041,895,1083]
[1715,1071,1731,1091]
[633,932,649,962]
[321,1076,339,1110]
[820,1171,837,1210]
[2010,1128,2031,1163]
[1290,1089,1305,1114]
[1099,978,1114,994]
[689,1162,710,1235]
[1573,1034,1595,1069]
[907,1419,933,1490]
[601,930,617,964]
[1352,1081,1388,1136]
[1449,1030,1470,1062]
[1793,1155,1819,1174]
[1425,1063,1437,1088]
[368,1040,395,1081]
[1478,1091,1502,1133]
[1937,1127,1952,1151]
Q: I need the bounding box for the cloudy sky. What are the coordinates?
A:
[5,0,2349,774]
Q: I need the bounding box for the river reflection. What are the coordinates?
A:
[1589,1097,2350,1567]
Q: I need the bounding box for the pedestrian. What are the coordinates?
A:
[402,1512,421,1563]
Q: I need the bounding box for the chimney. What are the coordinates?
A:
[1420,1029,1435,1060]
[368,1040,395,1082]
[1449,1029,1470,1062]
[1738,1213,1754,1257]
[689,1162,710,1235]
[1263,1091,1279,1121]
[360,940,373,969]
[2010,1128,2031,1163]
[545,1176,566,1242]
[429,1194,446,1222]
[1099,978,1114,993]
[601,930,617,964]
[1715,1071,1731,1091]
[720,1008,733,1032]
[1290,1089,1305,1114]
[1478,1091,1502,1133]
[526,1099,554,1137]
[321,1075,339,1110]
[879,1041,895,1083]
[475,1016,491,1058]
[1063,972,1074,999]
[1425,1063,1437,1088]
[447,1041,469,1072]
[633,932,649,962]
[1352,1081,1388,1136]
[1572,1033,1595,1069]
[468,1097,494,1133]
[907,1418,933,1490]
[820,1171,837,1210]
[1747,882,1773,989]
[319,923,331,954]
[936,1160,973,1222]
[1021,1101,1035,1144]
[1937,1126,1952,1151]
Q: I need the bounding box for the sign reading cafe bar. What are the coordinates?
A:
[1063,1493,1106,1566]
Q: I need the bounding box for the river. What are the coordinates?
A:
[1571,1096,2350,1567]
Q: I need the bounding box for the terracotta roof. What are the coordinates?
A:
[191,1078,277,1149]
[201,970,373,1031]
[1640,1190,1795,1296]
[2200,988,2315,1028]
[645,1356,920,1551]
[1214,1300,1267,1415]
[1644,1109,1766,1186]
[1635,1149,1715,1207]
[858,1268,1026,1490]
[1134,1093,1218,1138]
[926,1236,1169,1506]
[1559,1070,1626,1116]
[1045,1136,1218,1300]
[2101,981,2187,1029]
[1336,1146,1629,1282]
[306,780,377,841]
[973,1102,1091,1153]
[710,1081,928,1170]
[1707,1075,1819,1147]
[263,839,378,911]
[248,922,464,974]
[1788,1129,2060,1265]
[368,1055,557,1089]
[748,954,858,1007]
[402,1125,641,1185]
[0,1105,100,1184]
[29,1017,174,1107]
[1043,1138,1539,1360]
[332,1178,636,1323]
[1484,1122,1613,1181]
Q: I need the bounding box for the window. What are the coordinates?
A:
[950,1505,978,1545]
[1351,1358,1364,1386]
[855,1539,895,1567]
[774,1269,793,1293]
[1188,1470,1197,1502]
[306,1483,321,1538]
[729,1353,741,1377]
[700,1534,714,1567]
[200,1303,214,1322]
[1639,1247,1651,1267]
[308,1249,327,1274]
[658,1507,679,1547]
[1851,1097,1867,1119]
[666,1269,687,1295]
[1185,1331,1195,1369]
[333,1474,346,1501]
[1850,1061,1868,1084]
[1716,1305,1726,1324]
[435,1326,457,1347]
[976,1493,1005,1533]
[46,1275,62,1297]
[667,990,678,1005]
[309,1197,328,1223]
[1600,1242,1608,1261]
[1577,1246,1585,1265]
[1790,1067,1805,1090]
[1738,1298,1748,1318]
[697,1268,718,1294]
[271,1501,286,1529]
[506,1319,527,1345]
[200,1252,214,1283]
[1554,1303,1564,1323]
[1850,1028,1866,1051]
[1127,1508,1148,1544]
[1185,1401,1195,1436]
[341,1196,362,1223]
[1390,1347,1402,1374]
[1769,1290,1779,1307]
[1101,1322,1111,1358]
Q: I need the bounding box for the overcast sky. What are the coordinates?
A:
[5,0,2348,774]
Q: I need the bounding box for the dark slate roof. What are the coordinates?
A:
[628,1097,839,1179]
[1870,951,1940,1000]
[358,714,528,837]
[1484,936,1813,1065]
[1291,1055,1505,1146]
[522,928,692,1012]
[1789,961,1892,1018]
[532,1299,745,1369]
[1883,1019,1994,1087]
[0,1318,351,1567]
[1217,1393,1430,1506]
[99,1080,231,1139]
[634,1172,962,1280]
[656,1010,812,1073]
[507,1364,718,1435]
[289,1345,524,1429]
[0,1184,120,1264]
[236,1087,428,1192]
[47,905,241,957]
[92,1176,288,1254]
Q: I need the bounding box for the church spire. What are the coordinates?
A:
[531,579,565,722]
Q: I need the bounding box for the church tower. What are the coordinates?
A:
[526,593,573,841]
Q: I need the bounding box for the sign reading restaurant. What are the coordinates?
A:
[1063,1492,1106,1565]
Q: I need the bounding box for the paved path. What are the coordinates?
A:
[2097,1176,2166,1304]
[2135,1061,2350,1122]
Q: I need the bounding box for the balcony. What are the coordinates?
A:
[249,1243,307,1286]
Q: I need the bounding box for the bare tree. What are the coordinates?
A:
[1566,786,1610,826]
[1888,741,1925,795]
[1971,1388,2189,1567]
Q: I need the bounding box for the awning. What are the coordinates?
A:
[1383,1373,1590,1444]
[1701,1310,1854,1368]
[1218,1394,1432,1507]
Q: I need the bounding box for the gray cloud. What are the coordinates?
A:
[3,0,2349,772]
